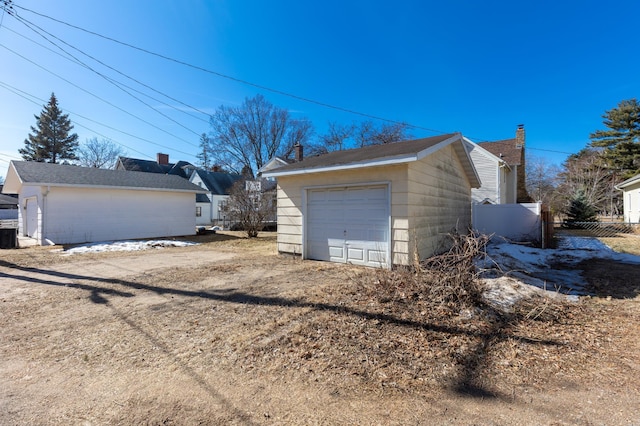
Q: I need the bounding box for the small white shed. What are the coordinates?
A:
[2,161,206,245]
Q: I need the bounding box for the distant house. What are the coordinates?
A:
[2,161,205,245]
[615,173,640,223]
[464,125,530,204]
[116,153,196,179]
[0,185,19,220]
[189,168,243,226]
[262,133,480,267]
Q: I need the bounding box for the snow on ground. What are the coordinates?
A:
[58,235,640,309]
[62,240,198,255]
[479,235,640,308]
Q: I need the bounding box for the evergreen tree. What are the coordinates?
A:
[563,189,598,228]
[19,93,79,163]
[590,98,640,178]
[196,133,213,170]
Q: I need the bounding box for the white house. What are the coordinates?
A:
[2,161,205,245]
[464,125,530,204]
[615,173,640,223]
[189,169,243,226]
[262,133,480,267]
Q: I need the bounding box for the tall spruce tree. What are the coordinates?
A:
[589,98,640,178]
[19,93,79,163]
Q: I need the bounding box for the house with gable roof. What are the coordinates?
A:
[463,125,531,205]
[189,168,243,226]
[2,161,205,245]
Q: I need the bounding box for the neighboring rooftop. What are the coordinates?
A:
[3,161,205,193]
[478,139,522,166]
[116,153,195,179]
[194,169,244,195]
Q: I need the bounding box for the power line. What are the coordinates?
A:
[11,3,447,135]
[0,42,201,149]
[10,15,204,141]
[2,24,209,125]
[0,80,197,160]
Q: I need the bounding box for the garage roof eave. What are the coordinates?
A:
[262,154,417,177]
[19,182,207,193]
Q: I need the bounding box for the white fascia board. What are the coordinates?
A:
[20,182,207,194]
[1,162,23,193]
[615,174,640,190]
[262,153,418,177]
[462,136,511,171]
[415,134,460,161]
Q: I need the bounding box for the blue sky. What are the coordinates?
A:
[1,0,639,179]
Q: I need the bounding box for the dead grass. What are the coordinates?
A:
[2,231,640,423]
[598,233,640,255]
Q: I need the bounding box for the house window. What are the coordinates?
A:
[196,206,202,217]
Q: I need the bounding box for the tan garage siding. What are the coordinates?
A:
[275,165,407,261]
[407,145,472,261]
[270,135,477,267]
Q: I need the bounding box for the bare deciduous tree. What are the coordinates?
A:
[525,154,561,208]
[555,148,621,217]
[225,179,275,238]
[210,95,313,175]
[77,137,125,169]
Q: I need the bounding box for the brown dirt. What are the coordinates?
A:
[1,232,639,425]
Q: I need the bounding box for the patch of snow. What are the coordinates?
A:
[63,240,198,255]
[478,235,640,306]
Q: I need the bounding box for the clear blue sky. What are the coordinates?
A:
[1,0,639,179]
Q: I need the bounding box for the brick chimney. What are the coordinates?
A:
[294,143,303,162]
[157,153,169,165]
[515,124,532,203]
[515,124,525,148]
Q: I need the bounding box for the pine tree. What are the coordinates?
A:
[19,93,79,163]
[563,189,598,228]
[196,133,213,170]
[590,98,640,178]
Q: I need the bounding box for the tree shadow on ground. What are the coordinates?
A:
[0,259,562,401]
[577,258,640,299]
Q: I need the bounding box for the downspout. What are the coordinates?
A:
[41,186,50,245]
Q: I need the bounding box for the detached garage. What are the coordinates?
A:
[262,133,481,267]
[2,161,205,246]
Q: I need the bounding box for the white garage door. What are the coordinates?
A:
[306,185,389,267]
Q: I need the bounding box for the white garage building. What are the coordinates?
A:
[2,161,205,246]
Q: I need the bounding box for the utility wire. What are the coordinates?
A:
[3,24,209,125]
[4,3,574,159]
[11,15,203,142]
[11,3,447,135]
[0,80,196,159]
[0,42,201,149]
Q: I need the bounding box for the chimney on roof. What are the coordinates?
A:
[294,143,303,162]
[157,153,169,165]
[212,165,220,172]
[515,124,525,148]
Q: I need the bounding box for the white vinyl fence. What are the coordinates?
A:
[473,202,545,244]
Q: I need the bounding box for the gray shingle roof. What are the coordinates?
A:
[8,161,205,193]
[195,170,243,195]
[117,157,195,179]
[264,133,458,174]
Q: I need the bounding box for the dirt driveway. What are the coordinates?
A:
[1,233,639,425]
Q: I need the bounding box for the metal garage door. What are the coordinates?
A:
[306,184,389,267]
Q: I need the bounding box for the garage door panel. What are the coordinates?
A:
[307,185,389,267]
